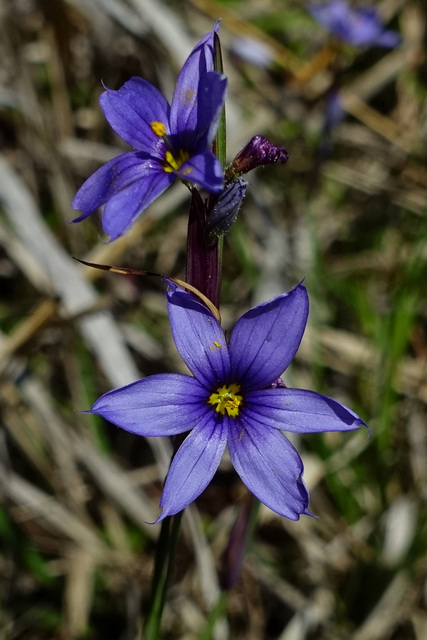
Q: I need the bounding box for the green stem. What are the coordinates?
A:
[143,513,183,640]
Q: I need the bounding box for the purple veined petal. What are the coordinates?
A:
[71,151,154,221]
[176,149,224,192]
[100,77,171,154]
[169,23,218,134]
[229,284,309,391]
[167,284,231,388]
[168,72,226,152]
[89,373,210,436]
[101,166,173,240]
[194,71,227,149]
[244,388,367,433]
[156,411,228,520]
[228,416,312,520]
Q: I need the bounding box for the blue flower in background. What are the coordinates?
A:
[72,25,227,240]
[309,1,401,48]
[90,283,366,521]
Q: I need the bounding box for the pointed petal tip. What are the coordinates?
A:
[153,510,168,525]
[285,507,316,521]
[152,506,186,525]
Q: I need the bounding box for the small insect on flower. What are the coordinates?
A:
[72,24,227,240]
[89,282,367,522]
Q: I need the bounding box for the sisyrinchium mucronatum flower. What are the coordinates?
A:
[89,282,367,522]
[72,24,227,240]
[309,1,401,48]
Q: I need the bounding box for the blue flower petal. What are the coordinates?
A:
[176,149,224,192]
[170,71,227,155]
[169,25,217,134]
[245,388,367,432]
[194,71,228,149]
[102,168,173,240]
[167,285,231,388]
[89,373,209,436]
[72,151,155,221]
[228,417,312,520]
[100,77,171,153]
[156,412,228,520]
[229,284,309,391]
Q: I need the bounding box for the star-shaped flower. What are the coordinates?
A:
[72,25,227,240]
[309,1,401,48]
[90,283,366,521]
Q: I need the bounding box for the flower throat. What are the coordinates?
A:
[208,383,243,418]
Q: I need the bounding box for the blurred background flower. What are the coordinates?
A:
[308,0,401,47]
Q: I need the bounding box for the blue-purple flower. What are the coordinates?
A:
[72,25,227,240]
[90,283,366,521]
[309,1,401,48]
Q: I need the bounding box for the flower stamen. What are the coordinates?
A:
[164,149,190,173]
[151,121,167,137]
[208,383,243,418]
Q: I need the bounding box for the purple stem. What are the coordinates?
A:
[185,188,220,307]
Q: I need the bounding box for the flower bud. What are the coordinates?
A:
[226,136,288,181]
[207,178,248,242]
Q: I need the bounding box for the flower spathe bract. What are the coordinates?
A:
[72,25,227,240]
[309,1,401,48]
[207,177,248,242]
[90,283,367,521]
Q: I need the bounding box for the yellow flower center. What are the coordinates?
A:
[150,122,191,175]
[151,121,166,137]
[208,383,243,418]
[164,149,190,173]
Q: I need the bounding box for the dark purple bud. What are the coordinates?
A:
[226,135,288,181]
[207,177,247,243]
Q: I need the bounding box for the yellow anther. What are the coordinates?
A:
[151,121,166,137]
[208,383,243,418]
[164,149,190,173]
